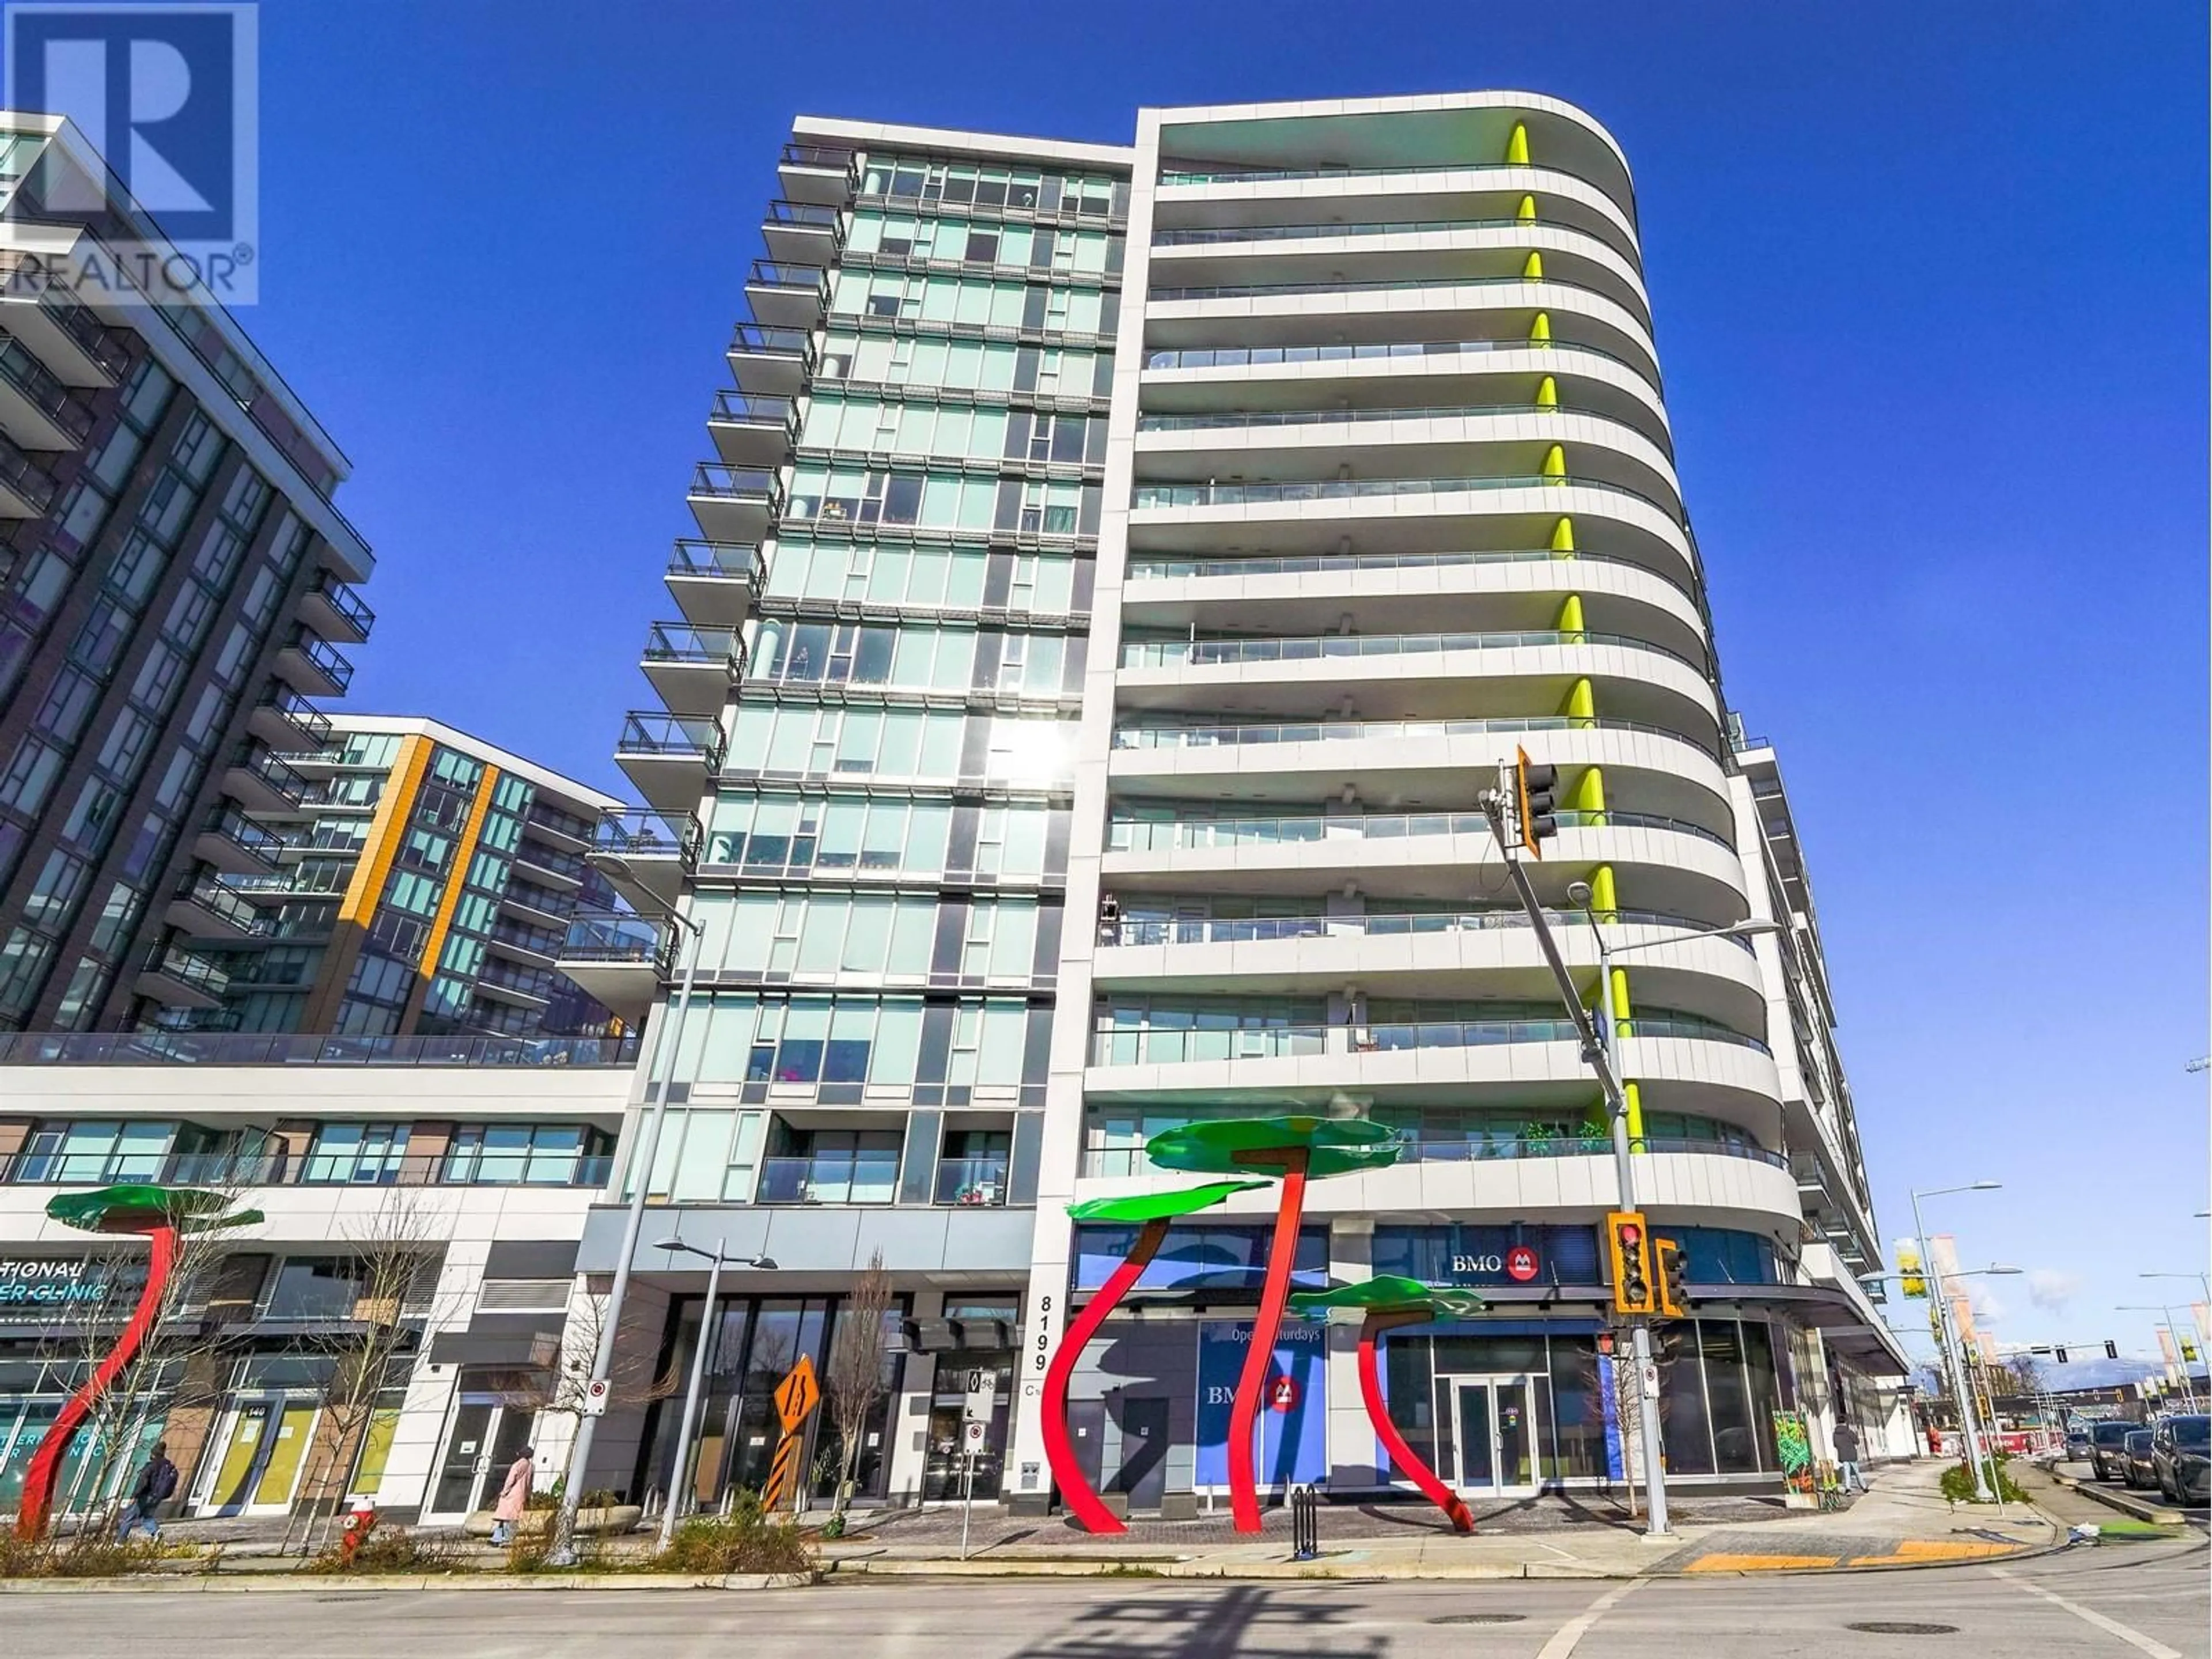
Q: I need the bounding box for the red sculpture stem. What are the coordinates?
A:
[1228,1149,1308,1533]
[1360,1309,1474,1535]
[1040,1215,1170,1536]
[16,1222,178,1541]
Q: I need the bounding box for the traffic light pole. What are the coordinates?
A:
[1480,787,1670,1537]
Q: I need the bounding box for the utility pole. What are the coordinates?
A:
[1478,761,1671,1537]
[1912,1190,1998,1503]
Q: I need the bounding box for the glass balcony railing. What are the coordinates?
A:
[728,322,817,368]
[0,425,58,512]
[1103,906,1750,951]
[1158,160,1589,188]
[1149,273,1628,309]
[1112,712,1718,758]
[781,141,858,177]
[1089,1014,1768,1068]
[618,711,726,765]
[668,540,768,585]
[1122,546,1695,601]
[690,463,784,506]
[0,1029,641,1067]
[1153,216,1623,248]
[755,1156,900,1206]
[285,626,355,692]
[748,260,831,294]
[1143,336,1647,378]
[1,1146,615,1188]
[560,910,672,972]
[594,806,700,864]
[1085,1132,1778,1179]
[643,621,747,670]
[200,805,286,863]
[306,572,375,634]
[934,1156,1012,1207]
[1120,627,1702,675]
[139,945,229,998]
[1108,806,1732,854]
[764,199,843,232]
[172,874,268,935]
[0,256,132,377]
[257,682,332,747]
[1131,472,1678,521]
[1138,401,1572,433]
[0,328,96,440]
[225,740,309,805]
[709,388,800,429]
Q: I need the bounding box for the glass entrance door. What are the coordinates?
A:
[427,1396,536,1520]
[1442,1374,1540,1496]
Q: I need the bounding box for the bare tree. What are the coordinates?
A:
[280,1187,449,1556]
[502,1279,680,1509]
[823,1251,894,1520]
[2002,1352,2045,1402]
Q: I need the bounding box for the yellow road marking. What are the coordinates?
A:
[1851,1539,2017,1565]
[1685,1551,1840,1572]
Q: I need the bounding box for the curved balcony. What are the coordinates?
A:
[1135,407,1679,518]
[1113,631,1719,752]
[1153,157,1640,264]
[1142,336,1661,408]
[1090,910,1767,1032]
[1143,276,1658,389]
[1102,809,1746,919]
[1118,548,1705,653]
[1125,472,1692,575]
[1108,714,1730,828]
[1151,220,1649,331]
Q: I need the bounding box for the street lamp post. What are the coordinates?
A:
[1910,1182,2004,1502]
[547,889,706,1569]
[2116,1305,2203,1411]
[654,1237,777,1548]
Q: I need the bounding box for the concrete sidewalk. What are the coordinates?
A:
[821,1457,2062,1580]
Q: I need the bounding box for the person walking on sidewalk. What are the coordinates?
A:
[1833,1421,1867,1493]
[490,1445,535,1546]
[114,1440,177,1542]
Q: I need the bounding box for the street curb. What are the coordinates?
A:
[2051,1472,2190,1527]
[0,1570,818,1594]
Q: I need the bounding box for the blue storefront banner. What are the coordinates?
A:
[1195,1319,1327,1490]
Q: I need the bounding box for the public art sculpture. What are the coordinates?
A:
[14,1183,262,1541]
[1287,1275,1490,1535]
[1041,1114,1399,1535]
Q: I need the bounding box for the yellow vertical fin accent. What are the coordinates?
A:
[1506,122,1530,165]
[1535,374,1558,409]
[1555,594,1585,639]
[1589,860,1618,915]
[1568,763,1605,812]
[1624,1078,1646,1152]
[1550,516,1575,552]
[403,763,501,1031]
[1516,194,1538,224]
[1562,676,1596,721]
[298,735,433,1032]
[1522,250,1544,281]
[1541,443,1567,484]
[1529,310,1551,346]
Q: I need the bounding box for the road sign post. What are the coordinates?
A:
[959,1368,995,1560]
[761,1355,821,1513]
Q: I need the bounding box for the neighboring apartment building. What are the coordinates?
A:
[176,714,628,1041]
[0,113,377,1033]
[565,91,1907,1516]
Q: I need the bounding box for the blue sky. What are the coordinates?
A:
[203,2,2209,1358]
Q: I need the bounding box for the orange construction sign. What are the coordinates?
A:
[774,1354,820,1432]
[760,1431,805,1512]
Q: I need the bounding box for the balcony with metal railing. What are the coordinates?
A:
[194,805,286,874]
[591,807,699,914]
[299,571,374,644]
[250,681,332,751]
[166,873,270,941]
[779,141,858,206]
[557,908,673,1025]
[727,323,815,399]
[763,198,843,264]
[707,389,800,469]
[136,944,232,1009]
[745,260,831,329]
[0,422,59,516]
[221,740,309,815]
[1,1144,616,1190]
[688,463,783,544]
[0,251,132,385]
[0,327,97,448]
[274,624,354,698]
[641,621,747,717]
[0,1029,639,1067]
[665,540,766,630]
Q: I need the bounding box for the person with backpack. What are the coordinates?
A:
[1832,1420,1868,1493]
[115,1441,179,1541]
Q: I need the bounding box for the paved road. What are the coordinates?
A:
[15,1541,2207,1658]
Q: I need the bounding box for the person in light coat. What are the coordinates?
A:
[489,1445,535,1545]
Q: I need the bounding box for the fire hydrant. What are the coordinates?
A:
[339,1499,378,1565]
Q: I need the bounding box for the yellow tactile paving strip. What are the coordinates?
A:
[1684,1537,2023,1572]
[1685,1551,1840,1572]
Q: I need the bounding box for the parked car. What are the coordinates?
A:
[2121,1429,2158,1488]
[2089,1419,2141,1480]
[2152,1414,2210,1506]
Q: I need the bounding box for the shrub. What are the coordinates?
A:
[654,1504,813,1577]
[308,1524,468,1575]
[0,1531,173,1580]
[1939,1455,2026,1505]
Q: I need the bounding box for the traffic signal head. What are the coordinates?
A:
[1514,745,1559,858]
[2054,1346,2069,1365]
[1654,1237,1691,1317]
[2106,1340,2120,1361]
[1607,1210,1654,1316]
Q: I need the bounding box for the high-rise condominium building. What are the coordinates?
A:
[0,113,374,1033]
[571,93,1906,1516]
[175,714,628,1040]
